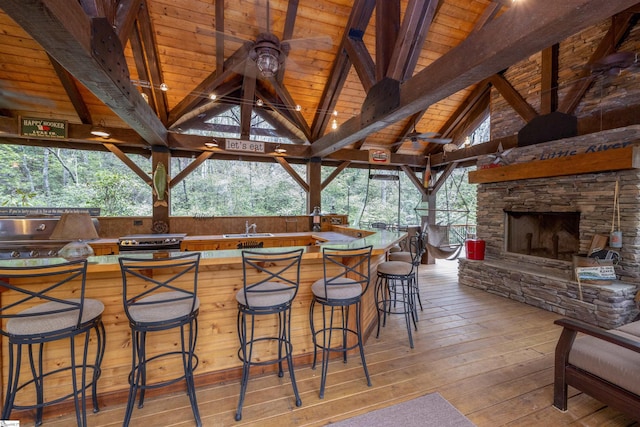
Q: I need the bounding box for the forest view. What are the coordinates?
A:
[0,143,476,229]
[0,105,486,232]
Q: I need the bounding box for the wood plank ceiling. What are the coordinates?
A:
[1,0,639,170]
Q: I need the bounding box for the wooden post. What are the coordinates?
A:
[307,157,322,230]
[152,146,170,233]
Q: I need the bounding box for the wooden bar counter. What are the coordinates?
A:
[0,228,404,413]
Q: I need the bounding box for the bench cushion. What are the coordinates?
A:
[569,324,640,396]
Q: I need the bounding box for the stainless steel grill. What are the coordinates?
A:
[0,216,99,259]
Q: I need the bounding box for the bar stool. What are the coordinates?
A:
[235,248,304,421]
[375,234,423,348]
[119,252,202,427]
[387,230,426,311]
[309,245,373,398]
[0,259,105,427]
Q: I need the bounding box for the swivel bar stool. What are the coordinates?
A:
[119,252,202,427]
[235,248,304,421]
[375,234,424,348]
[0,259,105,427]
[309,245,373,398]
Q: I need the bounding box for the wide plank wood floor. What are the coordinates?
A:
[33,261,639,426]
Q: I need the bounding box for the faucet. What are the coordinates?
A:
[245,220,257,235]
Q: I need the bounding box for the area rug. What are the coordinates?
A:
[328,392,475,427]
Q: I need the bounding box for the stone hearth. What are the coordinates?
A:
[458,127,640,328]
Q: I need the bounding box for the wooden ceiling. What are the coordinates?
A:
[1,0,639,169]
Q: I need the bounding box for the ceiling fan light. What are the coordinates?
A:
[256,48,279,77]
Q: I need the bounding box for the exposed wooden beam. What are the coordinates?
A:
[376,0,400,81]
[136,2,169,124]
[344,37,376,93]
[387,0,439,82]
[489,74,538,122]
[276,0,300,83]
[438,79,491,139]
[171,77,243,130]
[540,44,559,115]
[265,77,312,140]
[321,161,351,190]
[168,44,251,126]
[274,156,309,191]
[400,164,428,198]
[215,0,225,77]
[47,54,93,125]
[240,65,257,139]
[170,151,214,188]
[103,142,151,183]
[558,9,636,115]
[129,26,157,115]
[431,162,457,194]
[311,0,375,140]
[312,0,637,158]
[114,0,142,47]
[2,0,168,146]
[472,2,503,32]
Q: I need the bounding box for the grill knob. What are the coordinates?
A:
[29,250,40,258]
[10,251,20,258]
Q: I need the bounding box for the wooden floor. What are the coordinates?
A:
[34,261,639,426]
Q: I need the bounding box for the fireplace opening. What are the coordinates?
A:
[505,211,580,260]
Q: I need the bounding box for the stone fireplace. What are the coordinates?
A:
[458,127,640,328]
[505,211,580,261]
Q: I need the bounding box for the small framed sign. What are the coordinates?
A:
[369,149,390,164]
[20,117,68,139]
[225,139,265,153]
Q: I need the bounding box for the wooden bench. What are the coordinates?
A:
[553,317,640,419]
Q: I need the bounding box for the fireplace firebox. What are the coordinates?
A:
[505,211,580,261]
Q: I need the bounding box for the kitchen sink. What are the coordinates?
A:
[222,233,274,238]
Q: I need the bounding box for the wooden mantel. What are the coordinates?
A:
[468,145,640,184]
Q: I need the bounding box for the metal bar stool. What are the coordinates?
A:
[387,230,426,311]
[0,259,105,427]
[309,245,373,398]
[235,248,304,421]
[375,234,423,348]
[119,252,202,427]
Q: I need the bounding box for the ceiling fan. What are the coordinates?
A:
[390,122,452,149]
[210,0,332,79]
[589,51,640,76]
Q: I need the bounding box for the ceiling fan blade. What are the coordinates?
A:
[414,132,440,139]
[422,138,453,144]
[285,35,333,51]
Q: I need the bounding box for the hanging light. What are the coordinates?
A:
[331,119,338,130]
[209,93,217,100]
[205,139,219,148]
[274,144,287,154]
[251,33,283,78]
[160,83,169,91]
[90,121,110,138]
[295,104,301,112]
[256,98,264,107]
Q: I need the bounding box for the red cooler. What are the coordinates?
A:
[466,239,485,260]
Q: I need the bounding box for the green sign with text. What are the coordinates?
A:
[20,117,67,139]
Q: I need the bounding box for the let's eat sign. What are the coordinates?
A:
[20,117,67,139]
